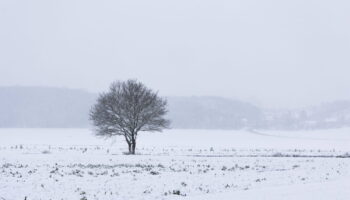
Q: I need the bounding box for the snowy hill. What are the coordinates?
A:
[168,96,262,129]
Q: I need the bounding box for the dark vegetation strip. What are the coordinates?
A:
[188,154,350,158]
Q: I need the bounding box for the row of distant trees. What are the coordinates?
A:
[1,86,349,131]
[262,108,350,130]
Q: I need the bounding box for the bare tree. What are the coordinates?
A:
[90,80,170,154]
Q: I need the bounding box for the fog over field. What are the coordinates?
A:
[1,86,350,130]
[1,0,350,200]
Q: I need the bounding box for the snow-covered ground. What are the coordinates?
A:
[0,128,349,200]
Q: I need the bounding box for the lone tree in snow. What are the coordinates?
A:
[90,80,170,154]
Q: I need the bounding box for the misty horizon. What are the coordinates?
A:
[2,84,350,110]
[1,85,349,130]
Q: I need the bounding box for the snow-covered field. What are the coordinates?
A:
[0,128,349,200]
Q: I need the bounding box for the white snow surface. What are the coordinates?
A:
[0,128,349,200]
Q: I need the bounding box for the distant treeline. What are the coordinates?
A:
[0,87,349,129]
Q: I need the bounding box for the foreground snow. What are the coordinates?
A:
[0,128,349,200]
[189,176,350,200]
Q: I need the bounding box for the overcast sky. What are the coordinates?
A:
[0,0,349,108]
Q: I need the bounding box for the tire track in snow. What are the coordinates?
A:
[248,129,350,142]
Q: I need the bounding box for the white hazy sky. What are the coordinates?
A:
[0,0,349,108]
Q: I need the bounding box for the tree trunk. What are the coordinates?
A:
[129,132,136,155]
[131,141,136,154]
[128,143,132,154]
[125,135,132,154]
